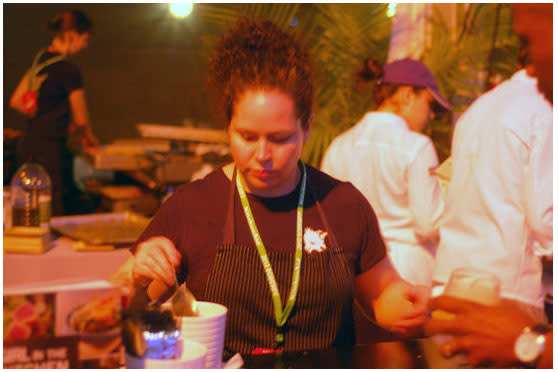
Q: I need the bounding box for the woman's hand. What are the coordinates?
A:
[81,127,99,152]
[132,236,182,289]
[355,257,429,338]
[425,295,537,367]
[373,281,429,337]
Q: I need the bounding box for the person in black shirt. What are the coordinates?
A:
[9,9,98,216]
[114,18,429,355]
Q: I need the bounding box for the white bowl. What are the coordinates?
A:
[125,339,207,369]
[179,301,227,321]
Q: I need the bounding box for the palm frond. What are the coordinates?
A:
[424,3,519,160]
[195,3,520,166]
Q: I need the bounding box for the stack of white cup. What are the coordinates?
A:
[178,301,228,369]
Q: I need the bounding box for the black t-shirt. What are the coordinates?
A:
[27,51,83,140]
[134,165,386,299]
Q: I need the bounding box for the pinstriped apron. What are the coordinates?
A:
[201,168,355,355]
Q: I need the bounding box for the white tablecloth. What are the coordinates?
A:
[3,237,131,288]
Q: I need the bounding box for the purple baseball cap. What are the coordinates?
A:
[379,57,452,111]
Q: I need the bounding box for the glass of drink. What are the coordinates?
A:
[425,268,501,368]
[444,267,501,305]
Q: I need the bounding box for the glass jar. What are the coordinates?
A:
[10,163,52,228]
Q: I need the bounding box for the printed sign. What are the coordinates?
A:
[4,336,79,369]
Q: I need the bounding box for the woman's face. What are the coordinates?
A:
[402,89,435,133]
[66,31,89,54]
[228,89,311,197]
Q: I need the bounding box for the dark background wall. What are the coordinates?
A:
[4,3,217,144]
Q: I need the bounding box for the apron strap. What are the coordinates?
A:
[222,164,342,254]
[208,164,354,354]
[222,166,237,244]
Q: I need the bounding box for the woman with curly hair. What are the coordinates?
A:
[119,18,427,355]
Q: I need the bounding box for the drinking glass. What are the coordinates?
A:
[444,267,501,305]
[426,267,501,368]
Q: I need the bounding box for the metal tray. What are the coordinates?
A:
[137,123,229,144]
[50,212,150,245]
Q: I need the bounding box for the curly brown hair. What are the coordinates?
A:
[207,18,313,129]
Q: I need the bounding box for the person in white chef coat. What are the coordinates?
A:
[322,57,451,288]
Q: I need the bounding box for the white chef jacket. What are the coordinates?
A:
[433,70,553,308]
[321,111,444,286]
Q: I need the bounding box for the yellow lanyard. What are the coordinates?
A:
[236,161,307,349]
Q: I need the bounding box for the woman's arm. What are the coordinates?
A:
[355,256,429,337]
[9,72,32,115]
[408,140,444,241]
[68,88,99,149]
[522,116,553,256]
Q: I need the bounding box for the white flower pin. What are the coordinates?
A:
[303,227,328,254]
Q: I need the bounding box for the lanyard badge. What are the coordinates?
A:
[236,160,307,351]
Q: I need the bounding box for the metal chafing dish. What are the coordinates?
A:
[88,124,231,190]
[50,212,150,246]
[136,123,229,144]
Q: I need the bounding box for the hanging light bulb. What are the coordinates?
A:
[169,3,193,18]
[387,3,397,18]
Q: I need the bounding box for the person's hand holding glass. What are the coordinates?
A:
[426,267,502,367]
